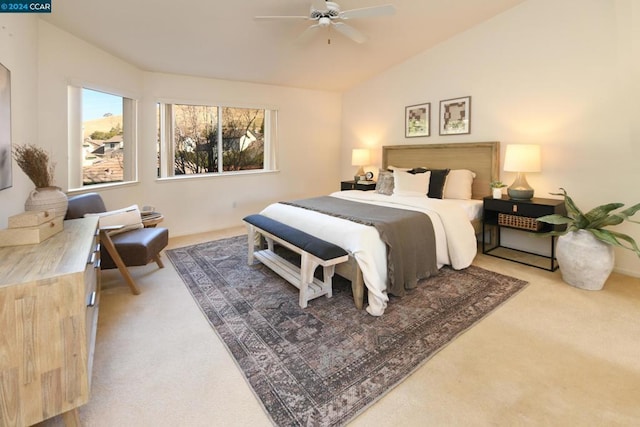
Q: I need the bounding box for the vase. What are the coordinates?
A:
[492,188,503,199]
[556,230,614,290]
[24,186,68,218]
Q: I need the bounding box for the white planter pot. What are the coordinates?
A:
[492,188,503,199]
[556,230,614,290]
[24,186,68,218]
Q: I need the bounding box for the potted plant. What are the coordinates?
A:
[490,181,507,199]
[13,144,68,218]
[537,188,640,290]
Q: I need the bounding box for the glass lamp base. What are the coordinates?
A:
[508,172,534,200]
[507,187,534,200]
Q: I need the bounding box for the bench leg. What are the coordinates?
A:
[247,225,256,265]
[323,265,335,299]
[299,254,316,308]
[300,255,336,308]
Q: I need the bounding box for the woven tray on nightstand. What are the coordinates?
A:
[498,213,542,231]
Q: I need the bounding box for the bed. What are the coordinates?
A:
[260,142,499,316]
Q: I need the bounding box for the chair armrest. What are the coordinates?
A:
[100,225,124,231]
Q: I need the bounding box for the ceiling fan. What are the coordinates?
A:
[255,0,396,44]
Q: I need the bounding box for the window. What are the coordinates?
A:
[68,86,137,189]
[157,103,277,178]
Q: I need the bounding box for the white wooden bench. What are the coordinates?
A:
[243,214,349,308]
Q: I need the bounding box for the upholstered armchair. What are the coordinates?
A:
[65,192,169,294]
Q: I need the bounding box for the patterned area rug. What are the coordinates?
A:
[166,236,528,426]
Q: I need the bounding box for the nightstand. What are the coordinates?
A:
[341,180,377,191]
[482,196,566,271]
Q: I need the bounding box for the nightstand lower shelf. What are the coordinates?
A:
[482,240,559,271]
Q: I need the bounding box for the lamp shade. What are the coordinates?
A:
[503,144,541,172]
[351,148,370,166]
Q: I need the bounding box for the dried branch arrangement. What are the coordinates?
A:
[12,144,55,188]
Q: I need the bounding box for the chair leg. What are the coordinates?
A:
[99,230,141,295]
[153,253,164,268]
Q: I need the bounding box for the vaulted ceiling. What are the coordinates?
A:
[43,0,525,92]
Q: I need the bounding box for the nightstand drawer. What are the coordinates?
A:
[341,180,376,191]
[483,197,562,218]
[341,181,356,190]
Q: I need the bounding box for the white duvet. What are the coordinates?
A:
[260,191,477,316]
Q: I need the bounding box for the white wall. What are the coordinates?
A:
[0,20,341,238]
[0,15,39,226]
[341,0,640,276]
[142,72,342,236]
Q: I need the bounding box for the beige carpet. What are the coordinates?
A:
[37,227,640,426]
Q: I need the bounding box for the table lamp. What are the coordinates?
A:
[351,148,370,182]
[503,144,541,200]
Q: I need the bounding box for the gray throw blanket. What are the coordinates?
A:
[280,196,438,296]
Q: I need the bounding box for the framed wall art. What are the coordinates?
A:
[0,62,11,191]
[439,96,471,135]
[405,102,430,138]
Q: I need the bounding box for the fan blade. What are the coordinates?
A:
[332,22,367,43]
[298,23,322,43]
[254,15,310,21]
[339,4,396,20]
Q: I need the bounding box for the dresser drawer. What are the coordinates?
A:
[85,228,101,383]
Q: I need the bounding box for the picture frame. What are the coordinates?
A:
[0,62,11,191]
[439,96,471,135]
[405,102,430,138]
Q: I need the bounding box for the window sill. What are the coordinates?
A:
[156,169,280,183]
[67,180,139,194]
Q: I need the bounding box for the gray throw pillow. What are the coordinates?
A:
[375,170,394,195]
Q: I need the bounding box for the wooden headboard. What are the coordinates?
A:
[382,142,500,200]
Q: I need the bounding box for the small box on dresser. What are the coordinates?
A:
[0,209,62,247]
[8,209,56,228]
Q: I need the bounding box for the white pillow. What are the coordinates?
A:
[393,169,430,196]
[85,204,143,234]
[386,165,410,171]
[443,169,476,200]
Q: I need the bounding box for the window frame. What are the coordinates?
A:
[67,84,139,191]
[156,99,278,180]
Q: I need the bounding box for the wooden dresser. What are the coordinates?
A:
[0,217,100,426]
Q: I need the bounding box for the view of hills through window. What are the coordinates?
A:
[82,88,124,185]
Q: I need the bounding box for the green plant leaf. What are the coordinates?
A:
[585,203,624,222]
[537,214,572,225]
[618,203,640,220]
[588,214,624,229]
[559,188,584,219]
[588,203,640,229]
[589,229,640,257]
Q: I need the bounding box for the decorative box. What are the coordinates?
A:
[8,210,56,228]
[0,210,63,247]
